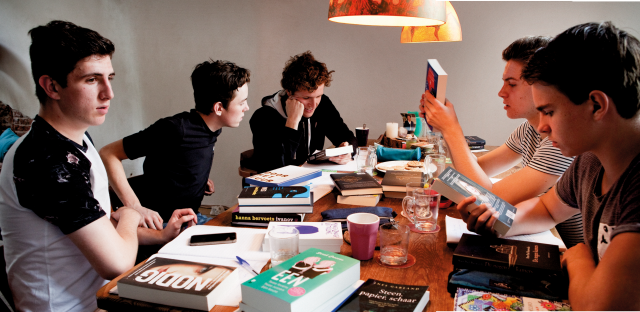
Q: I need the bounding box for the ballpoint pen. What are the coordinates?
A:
[236,256,259,276]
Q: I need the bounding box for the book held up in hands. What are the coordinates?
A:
[431,167,517,236]
[425,59,448,103]
[308,145,354,163]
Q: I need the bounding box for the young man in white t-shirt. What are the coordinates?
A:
[419,36,581,247]
[0,21,197,312]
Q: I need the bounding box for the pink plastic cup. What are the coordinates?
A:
[347,213,380,260]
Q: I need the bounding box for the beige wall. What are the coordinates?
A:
[1,0,639,207]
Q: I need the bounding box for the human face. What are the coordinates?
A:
[220,83,249,128]
[497,60,536,120]
[532,83,594,156]
[54,55,114,130]
[290,84,325,118]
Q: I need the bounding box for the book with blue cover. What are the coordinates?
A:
[246,165,321,187]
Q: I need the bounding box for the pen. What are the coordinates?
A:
[236,256,259,276]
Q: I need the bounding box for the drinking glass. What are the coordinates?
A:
[269,226,299,266]
[356,146,377,175]
[402,188,440,232]
[379,223,410,265]
[424,154,446,182]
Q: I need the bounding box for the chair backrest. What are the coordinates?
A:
[238,149,257,178]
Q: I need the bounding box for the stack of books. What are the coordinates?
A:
[262,222,343,253]
[245,165,321,187]
[380,170,423,199]
[330,173,383,205]
[464,136,485,150]
[240,248,361,312]
[237,186,313,214]
[231,206,304,227]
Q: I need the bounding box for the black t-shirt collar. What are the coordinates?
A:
[32,115,89,152]
[189,109,222,137]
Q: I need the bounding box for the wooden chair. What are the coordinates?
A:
[239,149,257,178]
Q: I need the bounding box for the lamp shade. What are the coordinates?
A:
[328,0,446,27]
[400,1,461,42]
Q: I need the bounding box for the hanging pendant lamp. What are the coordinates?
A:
[400,1,461,43]
[328,0,446,27]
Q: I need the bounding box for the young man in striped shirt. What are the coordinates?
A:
[419,36,581,247]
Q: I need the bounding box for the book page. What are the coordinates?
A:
[445,216,567,251]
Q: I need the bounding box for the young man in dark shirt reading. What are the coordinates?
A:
[456,21,640,310]
[100,60,250,228]
[248,51,357,173]
[0,21,196,312]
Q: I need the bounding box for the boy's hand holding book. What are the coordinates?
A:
[328,142,352,165]
[421,90,461,136]
[455,195,502,237]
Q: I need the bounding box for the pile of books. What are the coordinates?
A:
[380,170,423,199]
[464,136,485,150]
[233,186,312,227]
[330,172,383,205]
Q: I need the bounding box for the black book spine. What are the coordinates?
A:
[452,254,561,280]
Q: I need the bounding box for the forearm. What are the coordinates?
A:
[504,197,558,236]
[137,228,168,245]
[114,213,140,261]
[100,145,141,207]
[565,256,597,309]
[441,127,493,189]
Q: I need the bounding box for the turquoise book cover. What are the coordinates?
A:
[241,248,360,312]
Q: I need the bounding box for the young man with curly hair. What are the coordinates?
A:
[457,21,640,310]
[100,60,250,229]
[249,51,357,173]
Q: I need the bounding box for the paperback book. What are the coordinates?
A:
[246,165,321,187]
[117,256,239,311]
[238,186,311,206]
[453,287,570,311]
[335,279,430,312]
[336,194,381,206]
[308,145,353,163]
[240,248,360,312]
[231,206,304,227]
[238,195,313,214]
[381,170,424,192]
[262,222,343,253]
[453,233,563,280]
[330,173,383,196]
[431,167,517,236]
[425,59,448,103]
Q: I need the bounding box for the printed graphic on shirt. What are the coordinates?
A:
[597,223,615,260]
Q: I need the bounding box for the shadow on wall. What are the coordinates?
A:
[0,44,35,113]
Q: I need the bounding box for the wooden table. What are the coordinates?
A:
[97,145,519,312]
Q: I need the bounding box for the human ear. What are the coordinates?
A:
[212,102,224,116]
[38,75,61,100]
[589,91,609,121]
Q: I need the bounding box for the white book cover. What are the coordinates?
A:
[262,222,343,252]
[245,165,321,187]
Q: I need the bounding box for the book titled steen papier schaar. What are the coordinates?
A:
[453,233,563,280]
[330,173,383,196]
[431,167,516,236]
[117,256,238,311]
[241,248,360,312]
[238,186,311,206]
[246,165,321,187]
[336,279,430,312]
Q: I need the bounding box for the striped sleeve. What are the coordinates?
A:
[504,121,531,156]
[528,137,575,176]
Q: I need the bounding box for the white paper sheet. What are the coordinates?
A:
[445,216,567,251]
[302,159,357,172]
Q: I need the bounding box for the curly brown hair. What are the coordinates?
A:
[281,51,334,93]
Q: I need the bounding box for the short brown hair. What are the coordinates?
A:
[191,60,250,114]
[502,36,551,66]
[281,51,334,93]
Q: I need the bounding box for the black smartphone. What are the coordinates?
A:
[189,232,237,246]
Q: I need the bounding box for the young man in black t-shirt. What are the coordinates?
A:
[100,60,250,229]
[456,22,640,310]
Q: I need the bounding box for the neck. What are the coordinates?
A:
[39,103,86,145]
[591,117,640,192]
[197,111,221,132]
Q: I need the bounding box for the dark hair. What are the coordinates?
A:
[29,20,115,105]
[281,51,334,93]
[191,60,250,114]
[502,36,551,66]
[523,21,640,119]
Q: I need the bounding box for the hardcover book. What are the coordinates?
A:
[431,167,517,236]
[308,145,353,163]
[262,222,343,253]
[425,59,448,103]
[464,136,486,146]
[336,194,381,206]
[383,191,406,199]
[238,186,311,206]
[330,173,383,196]
[335,279,430,312]
[240,248,360,312]
[246,165,321,187]
[231,206,303,227]
[453,287,570,311]
[469,145,485,150]
[381,170,424,192]
[238,195,313,214]
[117,256,239,311]
[453,233,562,279]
